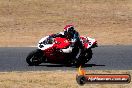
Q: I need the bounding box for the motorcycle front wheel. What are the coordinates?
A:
[26,49,44,66]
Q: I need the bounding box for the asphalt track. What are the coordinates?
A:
[0,46,132,72]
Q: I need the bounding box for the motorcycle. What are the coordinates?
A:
[26,35,98,67]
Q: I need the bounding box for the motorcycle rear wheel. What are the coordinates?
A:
[26,49,44,66]
[73,49,93,67]
[84,49,93,63]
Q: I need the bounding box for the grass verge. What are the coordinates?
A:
[0,70,131,88]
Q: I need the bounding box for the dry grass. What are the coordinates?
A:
[0,0,132,46]
[0,70,131,88]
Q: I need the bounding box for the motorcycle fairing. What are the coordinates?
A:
[80,36,97,49]
[53,37,70,49]
[38,36,54,50]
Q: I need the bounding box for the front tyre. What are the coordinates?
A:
[26,49,44,66]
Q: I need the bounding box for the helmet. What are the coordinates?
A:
[64,24,75,32]
[64,25,75,38]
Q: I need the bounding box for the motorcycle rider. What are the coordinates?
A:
[50,25,83,47]
[47,24,84,58]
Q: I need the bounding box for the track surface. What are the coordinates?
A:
[0,46,132,72]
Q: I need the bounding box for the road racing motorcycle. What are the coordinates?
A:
[26,36,98,67]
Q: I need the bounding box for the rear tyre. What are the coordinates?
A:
[26,49,44,66]
[74,49,93,67]
[84,49,93,63]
